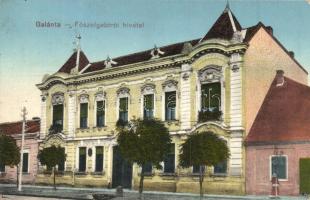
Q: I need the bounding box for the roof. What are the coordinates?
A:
[83,39,200,73]
[200,8,242,41]
[246,75,310,145]
[0,119,40,136]
[53,7,306,76]
[58,51,89,73]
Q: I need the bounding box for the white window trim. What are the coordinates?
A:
[162,84,178,121]
[269,155,288,181]
[79,102,89,129]
[117,95,130,121]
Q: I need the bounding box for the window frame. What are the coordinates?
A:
[118,97,129,123]
[96,100,105,127]
[143,94,154,119]
[78,147,87,172]
[22,151,29,173]
[270,155,288,181]
[95,146,104,172]
[163,143,175,174]
[165,91,176,121]
[79,102,88,129]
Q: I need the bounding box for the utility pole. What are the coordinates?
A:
[18,107,27,191]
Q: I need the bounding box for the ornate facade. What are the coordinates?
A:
[36,6,307,194]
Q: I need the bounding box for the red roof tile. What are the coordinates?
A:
[201,9,242,41]
[0,119,40,136]
[246,75,310,145]
[58,51,89,73]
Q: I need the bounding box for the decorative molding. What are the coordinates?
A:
[116,87,130,96]
[51,92,64,105]
[198,65,222,82]
[41,91,48,102]
[95,91,106,101]
[104,56,117,68]
[150,45,165,59]
[79,94,89,103]
[141,83,156,94]
[162,80,178,91]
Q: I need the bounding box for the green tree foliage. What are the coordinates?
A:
[117,118,171,198]
[38,145,66,190]
[0,134,20,167]
[179,131,229,199]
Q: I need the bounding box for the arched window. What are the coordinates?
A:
[162,80,178,121]
[51,93,64,131]
[95,92,106,127]
[79,94,89,129]
[141,84,156,119]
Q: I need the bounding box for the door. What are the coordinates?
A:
[112,146,132,188]
[300,158,310,194]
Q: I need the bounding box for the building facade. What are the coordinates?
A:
[36,6,307,194]
[246,72,310,196]
[0,119,40,184]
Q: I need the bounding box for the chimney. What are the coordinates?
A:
[289,51,294,58]
[276,70,285,87]
[266,26,273,35]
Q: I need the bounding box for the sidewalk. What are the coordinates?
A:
[0,184,307,200]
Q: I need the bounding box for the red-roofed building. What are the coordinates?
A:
[245,71,310,196]
[0,119,40,184]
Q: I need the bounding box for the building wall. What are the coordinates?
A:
[0,135,39,184]
[243,27,308,135]
[246,143,310,196]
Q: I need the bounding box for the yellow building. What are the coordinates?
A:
[36,6,307,195]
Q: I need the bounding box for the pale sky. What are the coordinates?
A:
[0,0,310,123]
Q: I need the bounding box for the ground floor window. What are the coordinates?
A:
[95,146,104,172]
[22,153,29,173]
[271,155,287,180]
[0,162,5,172]
[164,144,175,173]
[214,160,227,174]
[193,165,200,174]
[79,147,86,172]
[142,162,152,174]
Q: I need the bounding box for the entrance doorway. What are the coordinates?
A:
[112,146,132,188]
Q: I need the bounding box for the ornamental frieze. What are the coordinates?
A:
[51,92,64,105]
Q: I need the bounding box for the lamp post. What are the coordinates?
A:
[18,106,27,191]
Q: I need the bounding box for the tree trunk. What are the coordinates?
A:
[53,167,56,190]
[199,165,205,200]
[138,165,145,200]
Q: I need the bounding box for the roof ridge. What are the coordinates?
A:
[0,119,39,125]
[91,38,200,64]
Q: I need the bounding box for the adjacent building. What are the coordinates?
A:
[35,5,307,194]
[0,119,40,184]
[245,71,310,196]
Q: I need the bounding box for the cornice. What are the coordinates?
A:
[37,41,248,91]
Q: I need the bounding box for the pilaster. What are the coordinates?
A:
[180,64,192,130]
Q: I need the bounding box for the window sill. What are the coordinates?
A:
[91,171,105,176]
[75,171,87,176]
[138,172,154,177]
[165,120,179,125]
[159,172,177,177]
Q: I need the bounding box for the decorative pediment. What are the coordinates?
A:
[141,83,156,94]
[79,94,89,103]
[43,134,65,148]
[52,92,64,105]
[117,87,130,96]
[95,91,106,101]
[198,65,222,82]
[162,80,178,91]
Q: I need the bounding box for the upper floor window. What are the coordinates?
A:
[80,103,88,128]
[96,101,105,127]
[271,155,287,180]
[165,91,176,121]
[79,94,89,129]
[52,93,64,131]
[201,82,221,111]
[144,94,154,119]
[119,97,128,123]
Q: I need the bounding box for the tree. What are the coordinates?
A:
[179,131,229,199]
[0,134,20,187]
[117,118,171,199]
[38,145,66,190]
